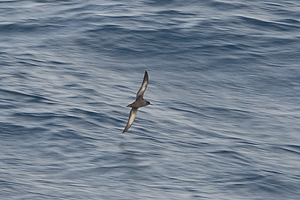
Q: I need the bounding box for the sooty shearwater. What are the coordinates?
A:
[123,71,151,133]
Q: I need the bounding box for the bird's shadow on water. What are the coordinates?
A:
[116,139,152,181]
[118,133,152,162]
[118,140,140,161]
[118,141,128,150]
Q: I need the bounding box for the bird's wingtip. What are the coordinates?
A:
[123,126,129,133]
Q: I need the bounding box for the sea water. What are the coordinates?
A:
[1,0,300,199]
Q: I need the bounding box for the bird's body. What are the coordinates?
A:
[127,99,149,108]
[123,71,151,133]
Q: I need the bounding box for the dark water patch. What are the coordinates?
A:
[0,20,67,35]
[278,18,300,27]
[0,122,47,137]
[237,16,296,32]
[0,99,15,109]
[271,144,300,156]
[0,157,23,166]
[286,144,300,152]
[44,112,106,134]
[145,0,175,6]
[209,149,252,166]
[209,0,248,11]
[156,9,196,16]
[176,140,211,150]
[0,88,56,104]
[169,101,203,116]
[12,111,51,118]
[0,23,38,33]
[70,107,102,118]
[68,107,118,129]
[254,175,300,198]
[32,0,73,3]
[203,106,254,121]
[49,128,92,147]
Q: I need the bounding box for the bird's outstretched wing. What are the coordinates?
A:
[136,71,148,100]
[123,108,138,133]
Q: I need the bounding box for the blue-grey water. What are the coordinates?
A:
[1,0,300,199]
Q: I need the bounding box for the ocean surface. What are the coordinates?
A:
[1,0,300,199]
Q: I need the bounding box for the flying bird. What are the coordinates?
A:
[123,71,151,133]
